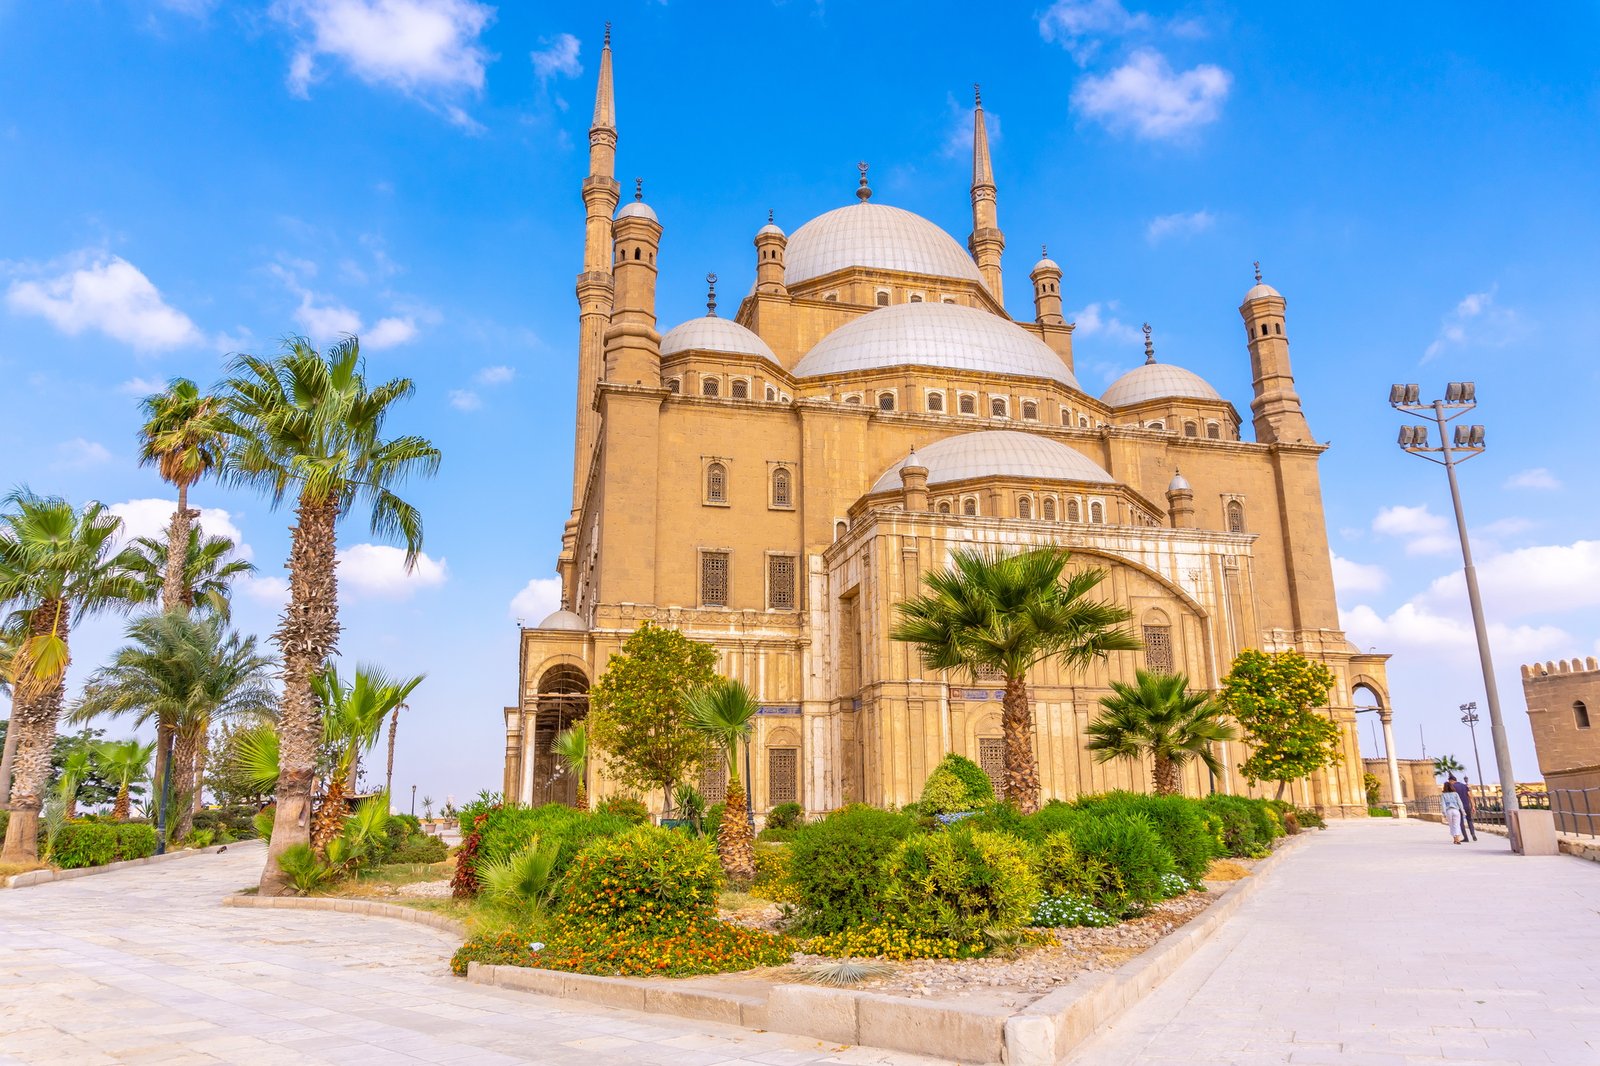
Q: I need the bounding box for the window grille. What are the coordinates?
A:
[959,394,976,414]
[1018,497,1031,519]
[909,294,923,303]
[700,759,728,803]
[962,498,977,516]
[1227,501,1245,534]
[702,378,720,398]
[876,291,890,306]
[766,385,777,402]
[1066,499,1080,522]
[1184,421,1198,437]
[667,378,681,394]
[768,555,796,611]
[938,501,951,514]
[978,737,1005,787]
[731,379,749,399]
[701,551,729,606]
[878,393,895,411]
[990,397,1007,417]
[927,392,944,413]
[1022,401,1038,420]
[1042,497,1056,521]
[1143,625,1173,674]
[1207,423,1221,440]
[1090,501,1104,524]
[844,394,862,405]
[768,748,798,805]
[772,468,792,508]
[706,462,727,503]
[974,664,1003,681]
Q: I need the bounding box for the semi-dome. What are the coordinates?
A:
[793,302,1081,389]
[783,202,983,286]
[535,609,585,631]
[871,430,1115,493]
[660,317,778,363]
[1101,362,1223,408]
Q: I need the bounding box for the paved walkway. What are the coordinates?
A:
[1066,818,1600,1065]
[0,843,939,1066]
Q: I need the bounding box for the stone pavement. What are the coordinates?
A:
[0,843,943,1066]
[1065,817,1600,1065]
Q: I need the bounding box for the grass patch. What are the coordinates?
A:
[1204,859,1250,882]
[342,860,455,890]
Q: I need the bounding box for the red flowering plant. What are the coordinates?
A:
[451,810,494,899]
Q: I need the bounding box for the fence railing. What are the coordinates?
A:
[1551,788,1600,838]
[1390,790,1552,831]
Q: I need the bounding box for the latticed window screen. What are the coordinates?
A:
[706,463,726,503]
[768,555,796,610]
[702,378,720,397]
[1042,497,1056,521]
[701,551,729,606]
[878,393,895,411]
[962,498,977,516]
[1017,497,1031,519]
[974,664,1003,682]
[959,394,976,414]
[1066,498,1080,522]
[700,757,727,803]
[990,397,1006,417]
[1207,423,1221,440]
[1227,501,1245,533]
[927,392,944,412]
[1090,501,1104,524]
[668,378,681,394]
[768,748,798,805]
[772,468,791,508]
[1022,401,1038,420]
[731,379,749,399]
[1143,625,1173,673]
[978,737,1005,787]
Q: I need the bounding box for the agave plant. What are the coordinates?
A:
[788,960,895,987]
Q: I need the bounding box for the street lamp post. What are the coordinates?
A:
[1460,701,1486,799]
[1389,382,1519,826]
[410,784,417,817]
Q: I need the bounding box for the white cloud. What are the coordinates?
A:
[274,0,495,99]
[1342,601,1572,665]
[448,388,482,411]
[295,292,362,338]
[509,576,562,623]
[1145,209,1215,243]
[474,364,515,386]
[237,573,290,608]
[1069,300,1142,344]
[1504,467,1560,491]
[1039,0,1151,63]
[941,93,1001,159]
[53,439,113,470]
[271,260,421,348]
[531,33,581,83]
[1330,553,1387,596]
[1072,49,1231,139]
[337,543,448,600]
[1421,286,1522,362]
[109,499,248,555]
[365,315,418,348]
[1418,540,1600,620]
[118,376,167,397]
[7,254,205,351]
[1372,504,1454,556]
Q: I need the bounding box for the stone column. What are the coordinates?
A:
[1381,710,1406,818]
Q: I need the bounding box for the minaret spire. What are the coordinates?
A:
[968,83,1005,306]
[592,24,615,131]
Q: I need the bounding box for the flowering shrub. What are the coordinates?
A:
[450,927,541,976]
[536,913,793,976]
[1156,872,1193,898]
[595,795,651,824]
[451,811,491,899]
[750,843,798,903]
[801,925,984,960]
[884,827,1040,939]
[1031,894,1115,928]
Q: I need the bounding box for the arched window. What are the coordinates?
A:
[765,385,777,402]
[1147,421,1164,431]
[1576,701,1591,729]
[1184,421,1198,437]
[843,394,862,405]
[1274,322,1282,335]
[706,462,727,503]
[634,247,641,260]
[1079,415,1091,428]
[1017,497,1032,519]
[1206,422,1221,440]
[991,397,1007,417]
[938,501,951,514]
[927,392,945,413]
[702,378,720,398]
[962,498,977,516]
[1022,400,1038,420]
[1260,323,1269,337]
[772,468,792,508]
[1143,623,1173,673]
[731,379,749,399]
[878,392,895,412]
[1066,498,1080,522]
[667,378,681,394]
[941,296,956,304]
[824,293,839,303]
[1226,500,1245,533]
[909,293,923,303]
[875,290,890,306]
[959,394,976,415]
[834,519,847,541]
[1089,501,1104,524]
[1042,497,1056,521]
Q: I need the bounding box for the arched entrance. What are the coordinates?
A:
[531,664,589,806]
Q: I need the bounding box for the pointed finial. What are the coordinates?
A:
[634,177,643,201]
[768,208,774,224]
[705,272,718,317]
[1253,260,1262,284]
[974,83,982,107]
[1143,323,1155,364]
[604,21,611,47]
[856,161,872,201]
[1041,243,1048,259]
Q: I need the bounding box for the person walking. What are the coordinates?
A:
[1440,782,1466,845]
[1450,774,1478,841]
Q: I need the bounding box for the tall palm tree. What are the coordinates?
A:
[1085,670,1238,795]
[308,664,423,853]
[0,491,143,861]
[1433,754,1464,779]
[93,738,155,820]
[0,627,19,808]
[684,679,758,881]
[217,336,440,895]
[137,378,228,614]
[550,723,589,810]
[122,528,255,621]
[892,546,1139,814]
[71,612,276,841]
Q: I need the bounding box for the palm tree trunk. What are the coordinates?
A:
[311,770,347,857]
[384,707,398,799]
[191,729,207,815]
[152,719,173,821]
[1,602,69,864]
[1152,753,1179,796]
[113,783,131,821]
[260,496,342,896]
[170,725,200,841]
[1001,673,1042,815]
[163,482,194,614]
[0,711,19,809]
[718,777,755,882]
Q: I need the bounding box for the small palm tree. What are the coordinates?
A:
[217,336,440,895]
[93,738,156,820]
[0,491,143,862]
[137,378,228,614]
[1433,754,1464,779]
[122,528,255,621]
[309,665,424,854]
[684,678,759,881]
[550,724,590,809]
[56,745,93,820]
[893,547,1139,813]
[1085,671,1238,795]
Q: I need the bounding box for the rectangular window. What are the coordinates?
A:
[978,737,1005,787]
[768,747,798,806]
[701,551,730,607]
[1143,625,1173,674]
[768,555,797,611]
[700,757,728,803]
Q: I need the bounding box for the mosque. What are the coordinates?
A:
[502,32,1394,818]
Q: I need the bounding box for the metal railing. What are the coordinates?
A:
[1551,788,1600,838]
[1395,791,1551,831]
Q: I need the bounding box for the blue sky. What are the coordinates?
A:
[2,1,1597,803]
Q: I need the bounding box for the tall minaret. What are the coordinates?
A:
[968,85,1005,305]
[1239,262,1311,444]
[560,25,621,605]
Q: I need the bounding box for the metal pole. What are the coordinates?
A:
[1462,707,1485,801]
[1432,399,1519,817]
[410,784,416,816]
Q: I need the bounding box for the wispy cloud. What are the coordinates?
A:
[448,388,481,411]
[118,376,168,397]
[337,542,449,601]
[7,253,205,351]
[474,364,514,386]
[1421,286,1522,362]
[1069,300,1143,344]
[940,92,1000,159]
[531,33,581,84]
[53,438,113,470]
[449,364,516,412]
[1145,209,1215,244]
[1072,49,1231,139]
[1504,467,1561,491]
[1372,503,1454,556]
[1038,0,1151,64]
[270,258,422,348]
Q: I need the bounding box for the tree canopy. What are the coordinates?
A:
[1220,648,1341,798]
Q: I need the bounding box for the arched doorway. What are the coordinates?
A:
[532,664,589,806]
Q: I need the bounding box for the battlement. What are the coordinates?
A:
[1522,657,1600,680]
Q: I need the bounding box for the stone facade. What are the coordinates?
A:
[1521,657,1600,791]
[1361,757,1437,807]
[505,35,1390,818]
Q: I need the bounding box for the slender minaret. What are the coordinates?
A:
[561,25,621,604]
[1239,262,1311,444]
[968,85,1005,304]
[604,179,663,387]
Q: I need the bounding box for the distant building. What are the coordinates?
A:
[1522,657,1600,792]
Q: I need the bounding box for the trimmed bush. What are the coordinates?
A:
[1064,811,1175,914]
[1368,805,1394,818]
[1034,829,1129,914]
[389,813,423,836]
[474,804,635,889]
[51,822,117,869]
[595,795,650,824]
[388,835,448,864]
[965,801,1034,840]
[1073,792,1217,882]
[885,828,1040,939]
[938,753,996,806]
[787,805,917,935]
[919,766,972,815]
[765,802,805,830]
[1200,795,1261,857]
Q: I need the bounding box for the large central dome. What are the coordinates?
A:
[784,202,984,286]
[793,302,1082,390]
[871,431,1116,492]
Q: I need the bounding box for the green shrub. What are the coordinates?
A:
[885,828,1039,939]
[756,826,799,842]
[919,766,972,815]
[765,801,805,830]
[787,805,917,935]
[474,805,635,890]
[1073,793,1216,882]
[1034,829,1128,913]
[704,802,725,837]
[113,823,157,861]
[937,753,996,805]
[1368,805,1394,818]
[390,813,423,836]
[388,835,449,864]
[1065,811,1174,914]
[1200,795,1259,857]
[1025,800,1087,842]
[185,828,215,849]
[277,843,338,895]
[750,842,797,902]
[965,801,1033,840]
[192,805,260,839]
[595,795,650,824]
[51,822,118,869]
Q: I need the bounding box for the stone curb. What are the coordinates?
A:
[221,892,466,936]
[466,832,1318,1065]
[2,839,256,889]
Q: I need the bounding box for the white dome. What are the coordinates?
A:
[1244,282,1281,301]
[660,317,778,363]
[793,302,1081,389]
[616,201,658,222]
[871,430,1114,493]
[1101,362,1222,408]
[784,202,982,286]
[536,609,585,631]
[757,222,785,238]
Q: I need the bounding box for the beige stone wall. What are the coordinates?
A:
[1521,658,1600,778]
[1362,757,1438,805]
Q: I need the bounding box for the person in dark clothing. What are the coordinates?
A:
[1448,774,1478,841]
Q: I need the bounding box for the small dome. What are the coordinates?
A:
[794,302,1081,389]
[1244,282,1281,301]
[1032,256,1061,274]
[536,609,585,631]
[871,430,1114,493]
[1102,362,1223,408]
[1168,471,1191,493]
[784,202,983,286]
[757,222,785,238]
[660,317,779,363]
[616,201,658,222]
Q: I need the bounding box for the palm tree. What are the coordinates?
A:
[1433,754,1464,779]
[550,724,589,809]
[57,745,93,820]
[309,665,423,853]
[217,336,440,895]
[93,738,155,820]
[122,528,255,621]
[71,612,276,841]
[892,546,1139,814]
[1085,670,1238,796]
[684,679,758,881]
[0,491,143,862]
[137,378,228,614]
[0,627,19,808]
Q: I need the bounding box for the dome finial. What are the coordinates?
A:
[974,82,982,107]
[1253,260,1262,284]
[767,208,774,224]
[634,177,643,202]
[604,21,611,47]
[856,161,872,201]
[1041,243,1048,258]
[1143,322,1155,364]
[705,272,718,317]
